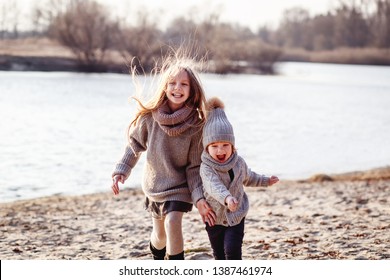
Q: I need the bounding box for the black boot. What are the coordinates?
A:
[150,242,166,260]
[167,251,184,260]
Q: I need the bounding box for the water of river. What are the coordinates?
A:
[1,62,389,202]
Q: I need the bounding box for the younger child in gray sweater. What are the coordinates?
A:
[200,97,279,260]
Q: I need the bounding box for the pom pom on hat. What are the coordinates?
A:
[206,97,225,110]
[203,97,235,149]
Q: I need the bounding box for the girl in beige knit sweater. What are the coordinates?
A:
[111,54,216,260]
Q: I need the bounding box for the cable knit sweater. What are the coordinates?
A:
[200,151,270,227]
[112,102,204,205]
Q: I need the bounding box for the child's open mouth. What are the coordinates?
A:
[217,154,226,162]
[172,93,183,98]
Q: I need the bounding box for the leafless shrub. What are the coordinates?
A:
[48,0,118,71]
[113,10,163,73]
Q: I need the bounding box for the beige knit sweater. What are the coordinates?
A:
[112,102,204,205]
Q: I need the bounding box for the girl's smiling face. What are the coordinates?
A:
[165,69,190,111]
[207,142,233,163]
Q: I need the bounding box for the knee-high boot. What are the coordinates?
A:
[166,251,184,260]
[149,242,166,260]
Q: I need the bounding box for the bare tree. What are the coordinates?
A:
[0,2,7,38]
[333,2,370,47]
[31,0,68,36]
[310,13,336,50]
[276,7,311,49]
[372,0,390,47]
[114,10,163,72]
[164,17,198,47]
[49,0,118,71]
[0,0,21,39]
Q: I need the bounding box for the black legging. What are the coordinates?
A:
[205,218,245,260]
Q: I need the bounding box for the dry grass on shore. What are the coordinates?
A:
[2,38,390,69]
[282,47,390,66]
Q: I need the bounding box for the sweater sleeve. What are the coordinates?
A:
[200,163,231,206]
[112,117,148,180]
[242,160,270,187]
[186,129,205,204]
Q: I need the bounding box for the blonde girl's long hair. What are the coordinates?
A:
[128,47,208,130]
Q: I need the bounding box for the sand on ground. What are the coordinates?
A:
[1,167,389,260]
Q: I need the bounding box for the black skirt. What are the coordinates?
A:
[144,197,193,219]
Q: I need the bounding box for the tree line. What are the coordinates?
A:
[265,0,390,50]
[1,0,389,73]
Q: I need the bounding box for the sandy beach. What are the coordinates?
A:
[1,167,389,260]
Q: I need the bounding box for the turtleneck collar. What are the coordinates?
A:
[152,100,200,136]
[201,150,238,172]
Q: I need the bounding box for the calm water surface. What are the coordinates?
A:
[1,62,389,202]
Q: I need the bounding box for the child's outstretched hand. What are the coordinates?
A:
[112,175,125,195]
[269,175,279,186]
[225,195,238,212]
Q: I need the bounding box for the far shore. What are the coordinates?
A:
[1,166,389,260]
[1,38,389,74]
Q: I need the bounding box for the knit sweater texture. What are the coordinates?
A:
[112,102,204,205]
[200,151,270,227]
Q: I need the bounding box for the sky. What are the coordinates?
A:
[12,0,338,31]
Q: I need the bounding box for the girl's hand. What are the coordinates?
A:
[111,175,125,195]
[196,199,216,226]
[269,175,279,186]
[225,195,238,212]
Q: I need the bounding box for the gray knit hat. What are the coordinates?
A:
[203,97,235,148]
